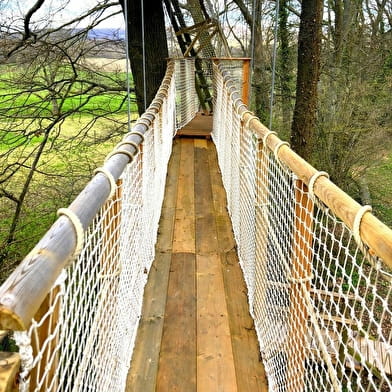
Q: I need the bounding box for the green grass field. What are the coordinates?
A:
[0,61,136,281]
[367,150,392,228]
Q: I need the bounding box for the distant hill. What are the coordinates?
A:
[88,28,125,41]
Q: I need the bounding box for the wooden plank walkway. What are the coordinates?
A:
[176,113,213,138]
[126,117,267,391]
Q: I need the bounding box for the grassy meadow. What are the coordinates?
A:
[0,58,137,281]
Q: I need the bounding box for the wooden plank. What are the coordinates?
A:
[207,141,268,391]
[172,139,196,253]
[207,141,236,252]
[156,253,197,392]
[288,180,314,390]
[194,144,237,391]
[126,140,181,392]
[222,250,269,392]
[156,139,182,253]
[197,253,238,392]
[0,352,19,392]
[194,144,219,254]
[194,139,208,149]
[177,114,213,138]
[126,251,172,391]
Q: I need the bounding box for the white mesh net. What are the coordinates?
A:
[212,63,392,392]
[12,64,189,392]
[175,58,198,129]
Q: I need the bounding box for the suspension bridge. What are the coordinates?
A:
[0,58,391,392]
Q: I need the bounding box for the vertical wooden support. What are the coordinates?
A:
[102,179,123,273]
[0,352,20,392]
[241,59,251,107]
[253,138,270,331]
[287,180,314,391]
[30,285,61,391]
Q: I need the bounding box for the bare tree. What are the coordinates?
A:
[290,0,323,160]
[119,0,168,114]
[0,1,131,272]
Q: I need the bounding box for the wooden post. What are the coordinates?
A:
[30,284,62,391]
[102,179,123,271]
[253,138,271,331]
[0,352,20,392]
[241,58,251,106]
[287,180,314,391]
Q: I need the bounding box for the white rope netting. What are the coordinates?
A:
[175,58,198,129]
[13,63,188,392]
[212,63,392,392]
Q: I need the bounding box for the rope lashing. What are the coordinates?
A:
[116,141,140,155]
[57,208,84,261]
[105,149,135,164]
[232,97,245,113]
[273,141,290,169]
[288,274,314,284]
[353,205,372,250]
[128,131,145,142]
[137,117,153,128]
[244,115,259,130]
[235,101,248,113]
[241,109,254,119]
[229,89,238,103]
[262,130,278,147]
[308,171,329,201]
[94,167,117,201]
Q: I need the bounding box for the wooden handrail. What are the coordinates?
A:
[0,61,176,331]
[216,62,392,268]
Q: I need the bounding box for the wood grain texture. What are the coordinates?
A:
[208,140,268,391]
[126,140,181,392]
[0,352,19,392]
[128,136,267,392]
[194,145,219,254]
[222,250,268,392]
[194,144,238,391]
[172,139,196,253]
[197,253,237,392]
[125,252,172,391]
[156,253,197,392]
[177,113,213,138]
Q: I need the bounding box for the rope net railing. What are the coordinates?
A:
[174,58,198,129]
[0,59,198,391]
[212,62,392,391]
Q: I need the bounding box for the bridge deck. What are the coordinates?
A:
[126,117,267,391]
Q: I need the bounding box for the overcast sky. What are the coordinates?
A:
[4,0,124,29]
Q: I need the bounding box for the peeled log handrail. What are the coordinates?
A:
[0,61,176,331]
[216,62,392,269]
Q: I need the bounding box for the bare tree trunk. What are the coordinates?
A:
[278,0,292,134]
[290,0,323,160]
[252,1,269,123]
[231,0,270,122]
[119,0,168,115]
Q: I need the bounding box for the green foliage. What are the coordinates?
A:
[0,54,133,280]
[367,151,392,228]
